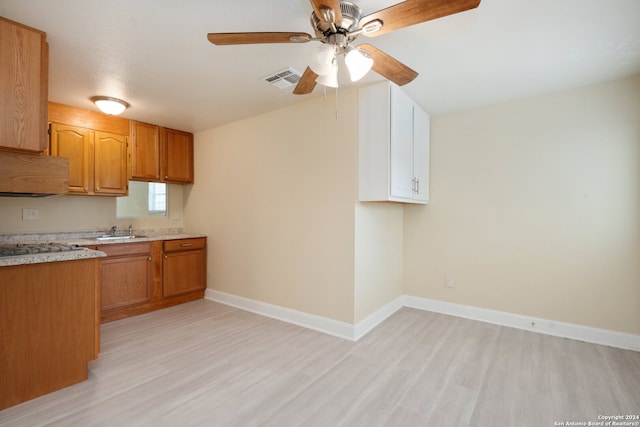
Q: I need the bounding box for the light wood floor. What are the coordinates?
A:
[1,299,639,426]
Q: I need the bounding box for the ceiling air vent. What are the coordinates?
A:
[261,67,302,91]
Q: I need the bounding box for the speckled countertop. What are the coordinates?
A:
[0,247,107,267]
[0,228,206,267]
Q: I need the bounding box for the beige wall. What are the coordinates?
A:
[184,90,359,323]
[404,74,640,335]
[354,202,404,323]
[0,185,184,234]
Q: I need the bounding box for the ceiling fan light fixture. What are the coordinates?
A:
[316,61,339,88]
[310,43,335,76]
[345,47,373,81]
[91,96,129,115]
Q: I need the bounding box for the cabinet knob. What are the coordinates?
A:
[164,255,168,259]
[148,256,151,261]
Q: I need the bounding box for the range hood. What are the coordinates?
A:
[0,151,69,197]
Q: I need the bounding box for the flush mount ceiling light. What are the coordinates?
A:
[91,96,129,115]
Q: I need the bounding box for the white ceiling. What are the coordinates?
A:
[1,0,639,133]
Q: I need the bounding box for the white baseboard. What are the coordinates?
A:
[403,295,640,352]
[205,289,355,340]
[205,289,404,342]
[354,296,405,341]
[205,289,640,351]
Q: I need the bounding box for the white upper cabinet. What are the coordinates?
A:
[359,82,430,204]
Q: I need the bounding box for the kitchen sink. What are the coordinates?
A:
[95,235,146,241]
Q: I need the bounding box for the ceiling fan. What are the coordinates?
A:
[207,0,481,94]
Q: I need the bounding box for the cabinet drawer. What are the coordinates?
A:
[163,238,206,252]
[96,242,151,257]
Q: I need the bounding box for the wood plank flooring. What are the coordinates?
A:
[1,299,638,426]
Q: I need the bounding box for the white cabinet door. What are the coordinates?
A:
[412,105,430,203]
[358,81,429,205]
[390,85,414,200]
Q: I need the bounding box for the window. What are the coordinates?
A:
[148,183,167,213]
[116,182,168,218]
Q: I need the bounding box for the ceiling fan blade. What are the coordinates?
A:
[361,0,481,37]
[309,0,343,25]
[293,67,319,95]
[207,32,312,45]
[358,44,418,86]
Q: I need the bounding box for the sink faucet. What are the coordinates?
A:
[129,225,133,236]
[109,225,117,235]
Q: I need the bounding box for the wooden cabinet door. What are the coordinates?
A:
[100,254,152,311]
[49,124,92,194]
[94,131,128,195]
[0,18,48,152]
[162,128,194,183]
[130,121,160,181]
[163,249,205,297]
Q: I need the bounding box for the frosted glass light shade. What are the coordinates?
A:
[91,96,129,115]
[316,62,339,88]
[310,44,335,76]
[345,48,373,82]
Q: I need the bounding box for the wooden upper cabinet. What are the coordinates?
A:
[48,103,129,196]
[130,121,160,180]
[0,18,48,152]
[50,124,92,194]
[94,131,128,195]
[162,128,194,184]
[130,122,194,184]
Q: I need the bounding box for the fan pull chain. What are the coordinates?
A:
[320,85,338,119]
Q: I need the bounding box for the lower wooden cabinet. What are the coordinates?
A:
[163,238,206,297]
[98,242,152,312]
[0,258,99,410]
[95,237,206,322]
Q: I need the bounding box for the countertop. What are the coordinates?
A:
[0,229,206,267]
[0,248,107,267]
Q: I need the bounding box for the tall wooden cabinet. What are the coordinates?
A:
[0,17,48,153]
[359,82,430,204]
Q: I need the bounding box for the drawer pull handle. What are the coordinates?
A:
[180,243,193,247]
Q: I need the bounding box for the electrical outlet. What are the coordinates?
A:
[445,274,455,288]
[22,208,39,221]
